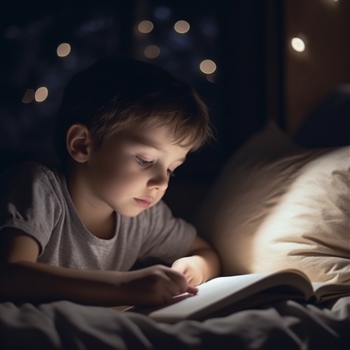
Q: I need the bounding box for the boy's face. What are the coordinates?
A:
[82,126,190,217]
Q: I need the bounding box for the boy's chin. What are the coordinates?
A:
[114,199,159,217]
[115,207,147,218]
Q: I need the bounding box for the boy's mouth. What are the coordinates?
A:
[134,197,153,208]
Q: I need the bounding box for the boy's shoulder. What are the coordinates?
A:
[1,161,64,195]
[1,161,56,179]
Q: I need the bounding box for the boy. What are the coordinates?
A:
[0,56,220,307]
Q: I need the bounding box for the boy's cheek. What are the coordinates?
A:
[93,161,135,184]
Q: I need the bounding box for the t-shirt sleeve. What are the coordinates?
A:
[138,200,197,264]
[0,162,62,253]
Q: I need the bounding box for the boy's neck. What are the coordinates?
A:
[80,211,116,240]
[65,167,116,240]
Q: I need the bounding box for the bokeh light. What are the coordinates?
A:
[199,59,217,74]
[144,45,160,59]
[138,20,154,34]
[174,20,190,34]
[35,87,49,102]
[22,89,35,104]
[56,43,71,57]
[291,37,306,52]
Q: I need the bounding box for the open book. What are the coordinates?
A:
[128,269,350,323]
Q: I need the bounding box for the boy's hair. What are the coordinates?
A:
[54,56,213,168]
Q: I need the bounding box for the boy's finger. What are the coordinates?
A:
[164,267,190,292]
[186,285,198,295]
[168,269,198,295]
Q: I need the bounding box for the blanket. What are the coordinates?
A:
[1,297,349,350]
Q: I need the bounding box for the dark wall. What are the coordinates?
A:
[1,0,269,192]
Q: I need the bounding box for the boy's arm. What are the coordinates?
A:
[0,228,197,306]
[171,235,221,287]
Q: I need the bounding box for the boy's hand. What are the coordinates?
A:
[117,265,198,306]
[171,236,221,287]
[171,256,206,287]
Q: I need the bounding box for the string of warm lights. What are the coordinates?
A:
[22,14,217,104]
[21,42,72,104]
[136,18,217,80]
[21,0,340,105]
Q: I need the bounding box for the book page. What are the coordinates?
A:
[312,282,350,302]
[148,270,312,323]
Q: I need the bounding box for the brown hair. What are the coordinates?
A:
[54,56,213,168]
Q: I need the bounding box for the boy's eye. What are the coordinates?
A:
[135,156,153,167]
[135,156,176,177]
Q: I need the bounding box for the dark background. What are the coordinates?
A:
[0,0,268,176]
[1,0,349,219]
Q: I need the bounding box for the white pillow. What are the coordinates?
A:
[195,122,350,283]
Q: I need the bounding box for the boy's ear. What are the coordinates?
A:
[66,124,92,163]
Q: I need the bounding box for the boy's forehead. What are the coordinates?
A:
[125,132,163,150]
[113,126,192,153]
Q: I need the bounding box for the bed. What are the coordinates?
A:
[1,87,350,349]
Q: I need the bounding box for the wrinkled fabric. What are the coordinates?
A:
[1,297,349,350]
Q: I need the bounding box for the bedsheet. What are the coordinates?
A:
[1,297,349,350]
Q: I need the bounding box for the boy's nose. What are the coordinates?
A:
[147,171,169,191]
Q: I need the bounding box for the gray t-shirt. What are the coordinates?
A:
[0,162,197,271]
